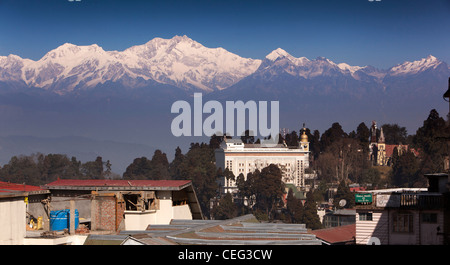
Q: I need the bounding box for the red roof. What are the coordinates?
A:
[350,187,366,192]
[385,144,397,158]
[0,181,43,193]
[44,179,191,188]
[311,224,355,244]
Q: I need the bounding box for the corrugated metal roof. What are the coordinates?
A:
[311,224,356,244]
[120,214,322,245]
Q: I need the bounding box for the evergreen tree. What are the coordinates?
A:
[123,157,152,180]
[178,143,219,218]
[356,122,370,150]
[0,153,102,185]
[104,160,112,178]
[320,122,347,152]
[310,130,321,159]
[0,155,40,185]
[286,188,304,223]
[381,123,408,145]
[313,179,329,203]
[211,192,237,220]
[80,156,104,179]
[302,190,322,230]
[169,147,185,179]
[150,150,170,180]
[123,150,170,180]
[285,131,299,147]
[209,134,224,149]
[391,149,421,187]
[360,167,381,188]
[254,164,285,220]
[413,109,449,175]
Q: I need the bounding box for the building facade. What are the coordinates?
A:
[355,173,449,245]
[215,128,310,194]
[0,181,49,245]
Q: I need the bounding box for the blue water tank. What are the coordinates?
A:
[50,209,79,231]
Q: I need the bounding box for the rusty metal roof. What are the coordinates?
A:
[311,224,356,245]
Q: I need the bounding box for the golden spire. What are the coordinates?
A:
[300,123,308,143]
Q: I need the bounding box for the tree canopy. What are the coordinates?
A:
[0,153,111,185]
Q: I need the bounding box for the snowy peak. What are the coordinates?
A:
[265,48,310,66]
[260,50,366,79]
[337,63,364,74]
[266,48,291,61]
[42,43,106,61]
[389,55,443,76]
[121,35,262,91]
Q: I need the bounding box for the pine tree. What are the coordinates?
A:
[150,150,170,180]
[255,164,285,220]
[169,147,185,179]
[413,109,449,175]
[302,190,322,230]
[211,192,237,220]
[177,143,219,218]
[391,149,420,187]
[286,188,304,223]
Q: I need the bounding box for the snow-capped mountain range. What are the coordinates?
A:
[257,47,446,81]
[0,35,261,94]
[0,35,448,95]
[1,35,449,174]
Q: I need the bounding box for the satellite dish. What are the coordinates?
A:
[339,199,347,207]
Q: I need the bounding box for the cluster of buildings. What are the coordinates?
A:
[213,122,450,245]
[0,178,324,245]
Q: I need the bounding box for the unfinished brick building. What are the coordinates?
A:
[36,179,203,232]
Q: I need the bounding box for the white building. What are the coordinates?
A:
[215,128,310,194]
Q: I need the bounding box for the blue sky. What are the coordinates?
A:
[0,0,449,69]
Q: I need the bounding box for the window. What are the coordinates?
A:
[421,213,437,223]
[226,160,233,170]
[359,212,373,221]
[392,213,414,233]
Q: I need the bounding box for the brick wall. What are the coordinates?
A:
[92,194,124,232]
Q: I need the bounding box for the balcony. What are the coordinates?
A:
[399,193,443,209]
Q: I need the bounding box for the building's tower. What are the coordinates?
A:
[300,124,309,151]
[370,121,377,143]
[377,127,386,165]
[369,121,378,164]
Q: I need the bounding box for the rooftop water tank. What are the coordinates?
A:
[50,209,79,231]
